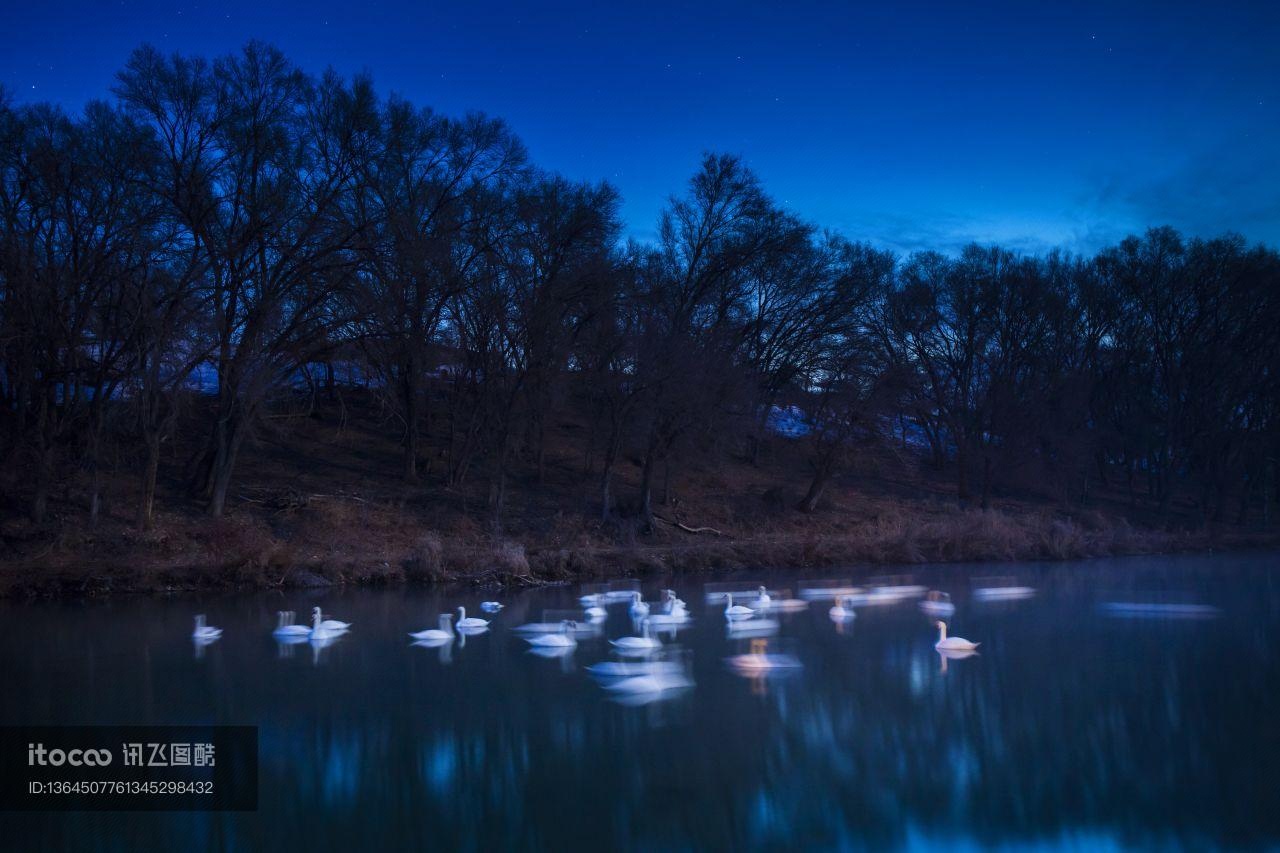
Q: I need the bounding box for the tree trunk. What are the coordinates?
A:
[206,412,248,517]
[600,441,618,522]
[402,365,419,482]
[138,431,161,530]
[1094,451,1109,488]
[955,442,970,505]
[639,444,657,530]
[31,444,53,524]
[1236,476,1250,526]
[87,409,105,527]
[89,467,102,527]
[490,435,510,535]
[798,464,831,513]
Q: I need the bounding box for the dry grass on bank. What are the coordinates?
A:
[0,499,1224,598]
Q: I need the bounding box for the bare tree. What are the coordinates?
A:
[117,43,378,515]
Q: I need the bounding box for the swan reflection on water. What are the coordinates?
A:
[192,635,220,659]
[605,674,694,706]
[1099,601,1221,619]
[409,613,455,643]
[274,632,311,659]
[308,633,344,666]
[412,636,455,665]
[33,554,1280,851]
[590,655,694,705]
[726,617,780,639]
[937,647,980,674]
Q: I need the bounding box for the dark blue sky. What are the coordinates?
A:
[3,0,1277,253]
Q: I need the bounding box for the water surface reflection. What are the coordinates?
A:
[1,552,1277,850]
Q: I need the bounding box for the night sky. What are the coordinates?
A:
[3,0,1277,253]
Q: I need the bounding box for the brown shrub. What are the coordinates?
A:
[1038,517,1087,560]
[198,516,280,569]
[405,532,446,582]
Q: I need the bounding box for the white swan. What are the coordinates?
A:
[409,613,455,642]
[309,607,347,641]
[658,589,684,614]
[829,597,856,621]
[646,606,690,628]
[727,652,801,672]
[272,610,310,638]
[480,601,504,613]
[973,584,1035,601]
[311,606,351,633]
[611,619,662,652]
[629,592,650,618]
[724,593,755,621]
[192,614,222,641]
[754,586,772,608]
[934,621,980,651]
[726,639,801,673]
[604,585,640,603]
[657,590,688,616]
[920,591,956,616]
[526,620,578,648]
[456,606,489,629]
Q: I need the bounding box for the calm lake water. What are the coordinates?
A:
[2,552,1278,851]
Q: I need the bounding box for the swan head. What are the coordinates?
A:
[935,620,945,629]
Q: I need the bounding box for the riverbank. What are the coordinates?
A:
[4,391,1276,599]
[2,496,1273,598]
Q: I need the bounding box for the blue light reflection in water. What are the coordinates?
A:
[1,551,1277,851]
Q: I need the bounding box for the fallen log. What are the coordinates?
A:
[653,514,723,536]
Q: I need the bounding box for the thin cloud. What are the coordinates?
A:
[1087,136,1280,250]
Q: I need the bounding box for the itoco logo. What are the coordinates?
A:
[27,743,113,767]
